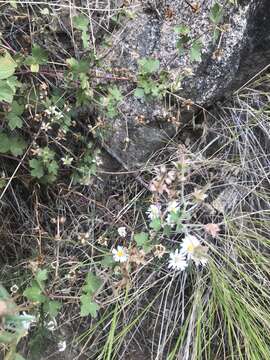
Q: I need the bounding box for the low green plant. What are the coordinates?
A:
[174,25,203,62]
[134,58,167,99]
[0,284,35,360]
[24,45,48,73]
[210,2,224,41]
[72,144,101,185]
[80,272,102,317]
[23,269,61,319]
[103,85,123,118]
[29,147,59,183]
[0,132,27,156]
[0,51,20,103]
[73,14,90,49]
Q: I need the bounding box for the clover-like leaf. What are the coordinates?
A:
[138,58,160,74]
[190,40,203,62]
[80,295,100,317]
[0,52,17,80]
[82,272,102,295]
[210,3,224,24]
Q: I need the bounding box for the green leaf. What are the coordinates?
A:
[100,255,115,268]
[210,3,224,24]
[6,100,24,130]
[190,40,203,62]
[23,285,46,303]
[0,330,19,344]
[0,133,27,156]
[10,100,24,115]
[138,58,160,74]
[0,133,11,153]
[73,15,90,49]
[134,87,145,98]
[134,232,148,246]
[73,15,89,31]
[80,295,100,317]
[14,354,26,360]
[30,64,39,73]
[35,269,48,287]
[47,160,59,175]
[6,76,21,92]
[176,38,187,56]
[0,80,15,103]
[163,224,171,237]
[134,232,152,252]
[81,30,89,49]
[0,51,17,80]
[149,218,162,232]
[43,300,61,318]
[213,28,220,42]
[31,45,48,64]
[29,159,44,179]
[25,45,48,71]
[109,86,122,102]
[82,272,102,295]
[9,136,27,156]
[174,24,190,35]
[6,114,22,130]
[66,58,89,74]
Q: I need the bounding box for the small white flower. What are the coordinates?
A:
[61,156,73,166]
[94,155,103,166]
[112,246,128,263]
[55,111,64,119]
[180,234,208,266]
[146,204,161,220]
[168,249,188,271]
[58,340,66,352]
[180,234,201,255]
[167,200,180,213]
[40,122,52,131]
[45,105,56,115]
[117,226,127,237]
[46,318,57,331]
[10,284,19,294]
[192,188,208,203]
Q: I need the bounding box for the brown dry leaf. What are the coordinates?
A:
[153,244,166,259]
[149,179,170,195]
[182,99,194,111]
[205,223,220,238]
[191,2,200,13]
[129,247,146,266]
[192,188,208,203]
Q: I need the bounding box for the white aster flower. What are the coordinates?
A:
[112,246,129,263]
[146,204,161,220]
[117,226,127,237]
[167,200,180,213]
[180,234,208,266]
[58,340,66,352]
[168,249,188,271]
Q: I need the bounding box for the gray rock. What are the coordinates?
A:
[99,0,270,168]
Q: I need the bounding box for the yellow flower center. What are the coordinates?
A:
[187,243,195,253]
[117,250,124,257]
